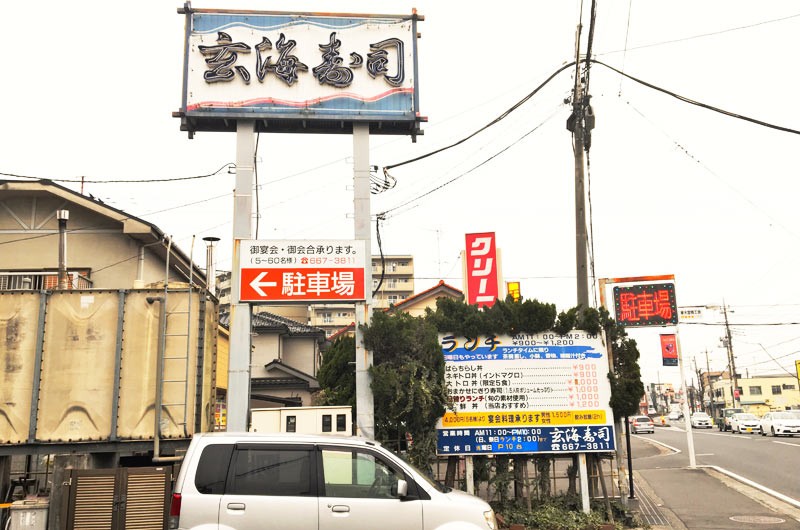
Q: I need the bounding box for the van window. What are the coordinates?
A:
[230,447,313,496]
[320,448,402,499]
[195,444,233,494]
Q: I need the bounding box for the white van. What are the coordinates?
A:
[170,432,497,530]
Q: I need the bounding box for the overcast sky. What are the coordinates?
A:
[2,1,799,389]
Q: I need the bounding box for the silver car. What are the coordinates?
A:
[690,412,712,429]
[760,411,800,437]
[170,432,497,530]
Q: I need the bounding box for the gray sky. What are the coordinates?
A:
[2,1,799,389]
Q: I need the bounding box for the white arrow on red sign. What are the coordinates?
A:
[249,271,278,297]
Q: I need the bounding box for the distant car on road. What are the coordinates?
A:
[667,410,682,421]
[729,412,761,434]
[631,415,655,434]
[690,412,713,429]
[759,411,800,437]
[717,407,744,431]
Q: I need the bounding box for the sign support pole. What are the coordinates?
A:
[228,120,255,432]
[353,123,375,439]
[675,330,697,468]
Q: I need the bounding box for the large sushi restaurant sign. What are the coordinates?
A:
[436,331,616,455]
[177,5,423,136]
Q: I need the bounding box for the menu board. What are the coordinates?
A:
[436,331,616,455]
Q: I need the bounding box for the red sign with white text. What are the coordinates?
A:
[240,268,365,302]
[465,232,499,307]
[238,239,366,303]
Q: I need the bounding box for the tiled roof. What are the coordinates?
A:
[219,310,326,337]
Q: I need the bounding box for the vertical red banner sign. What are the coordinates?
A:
[465,232,499,307]
[660,334,678,367]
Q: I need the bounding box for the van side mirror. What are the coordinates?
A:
[393,479,408,498]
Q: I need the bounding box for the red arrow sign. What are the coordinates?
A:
[240,267,365,302]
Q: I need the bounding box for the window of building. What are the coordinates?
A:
[388,295,399,304]
[336,414,347,432]
[286,416,297,432]
[398,261,408,267]
[321,312,333,324]
[322,415,332,432]
[749,386,762,395]
[387,279,397,288]
[771,385,782,395]
[782,384,796,390]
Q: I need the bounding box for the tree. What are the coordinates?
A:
[363,311,449,470]
[600,307,645,419]
[316,335,356,412]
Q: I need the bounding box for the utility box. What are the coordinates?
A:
[10,499,49,530]
[250,406,352,435]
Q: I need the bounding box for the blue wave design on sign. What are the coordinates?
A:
[193,14,404,33]
[443,345,603,362]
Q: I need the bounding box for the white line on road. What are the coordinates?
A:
[701,465,800,510]
[774,440,800,448]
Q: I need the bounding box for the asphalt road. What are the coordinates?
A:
[631,423,800,504]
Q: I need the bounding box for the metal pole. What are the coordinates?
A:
[57,210,69,289]
[353,123,375,439]
[228,120,256,432]
[625,415,634,498]
[675,330,696,468]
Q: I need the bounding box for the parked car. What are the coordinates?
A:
[690,412,713,429]
[630,415,655,434]
[759,411,800,437]
[716,407,744,431]
[729,412,761,434]
[170,432,498,530]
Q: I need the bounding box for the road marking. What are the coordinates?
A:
[701,465,800,511]
[696,453,715,456]
[774,441,800,448]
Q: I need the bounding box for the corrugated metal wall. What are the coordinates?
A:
[0,288,217,445]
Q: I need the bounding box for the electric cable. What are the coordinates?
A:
[379,108,561,219]
[592,59,800,135]
[381,61,576,175]
[0,162,235,184]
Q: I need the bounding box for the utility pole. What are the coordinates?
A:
[571,66,589,308]
[705,349,715,415]
[722,304,739,408]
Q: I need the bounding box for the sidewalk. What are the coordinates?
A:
[626,433,800,529]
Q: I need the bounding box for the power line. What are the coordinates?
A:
[382,61,577,175]
[0,162,235,184]
[592,60,800,136]
[599,12,800,56]
[379,108,561,219]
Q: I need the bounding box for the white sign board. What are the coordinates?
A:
[437,331,616,455]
